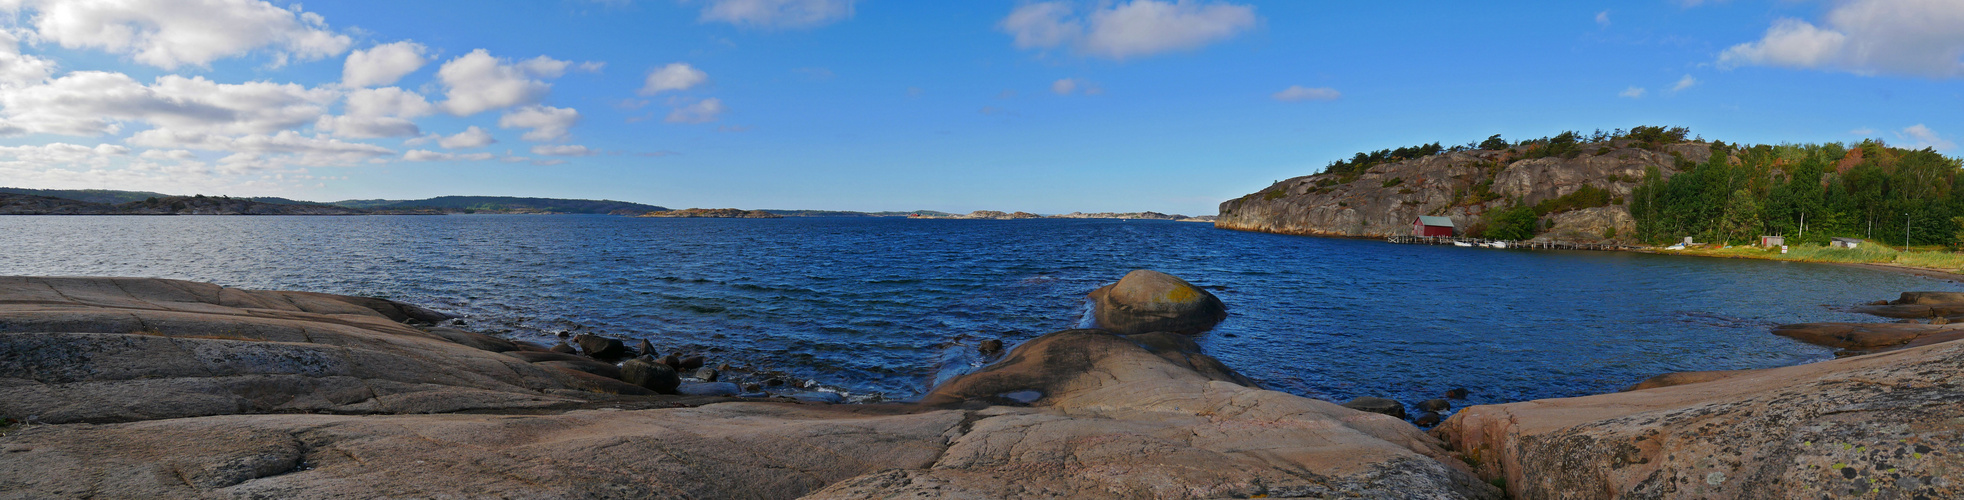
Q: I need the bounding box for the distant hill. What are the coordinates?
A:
[351,196,667,214]
[1,193,364,215]
[324,199,411,209]
[0,187,173,204]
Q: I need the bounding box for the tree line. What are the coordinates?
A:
[1630,140,1964,247]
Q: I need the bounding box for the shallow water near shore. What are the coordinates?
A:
[2,215,1955,408]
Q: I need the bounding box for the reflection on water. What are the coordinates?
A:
[1,215,1953,407]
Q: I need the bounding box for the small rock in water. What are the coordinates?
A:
[549,343,577,354]
[792,392,845,404]
[620,358,680,394]
[659,355,681,370]
[1445,388,1471,400]
[636,339,656,357]
[679,356,705,370]
[556,331,571,338]
[978,339,1004,355]
[1413,411,1443,427]
[765,378,785,387]
[694,367,718,382]
[1340,397,1407,420]
[716,362,733,371]
[1416,399,1451,412]
[676,382,741,396]
[573,334,629,360]
[450,319,467,326]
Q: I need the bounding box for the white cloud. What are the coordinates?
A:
[0,143,130,169]
[436,49,573,116]
[0,31,56,89]
[641,63,708,95]
[438,126,497,149]
[1596,11,1610,27]
[1671,74,1698,92]
[666,98,725,123]
[1718,0,1964,78]
[6,0,351,69]
[498,105,580,141]
[530,144,596,156]
[1051,78,1078,95]
[1271,85,1339,101]
[343,41,428,88]
[0,72,335,138]
[129,130,394,167]
[1001,0,1257,60]
[695,0,856,28]
[1898,124,1957,151]
[1619,86,1647,98]
[403,149,495,162]
[316,87,433,138]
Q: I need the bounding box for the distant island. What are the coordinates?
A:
[0,186,1214,220]
[639,208,782,218]
[908,210,1216,222]
[0,189,667,215]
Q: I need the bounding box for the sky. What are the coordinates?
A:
[0,0,1960,215]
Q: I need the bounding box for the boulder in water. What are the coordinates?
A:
[573,334,629,360]
[620,358,680,394]
[1413,411,1442,427]
[1086,270,1227,335]
[1340,397,1407,420]
[1416,399,1450,412]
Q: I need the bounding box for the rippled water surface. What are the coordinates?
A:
[2,215,1954,407]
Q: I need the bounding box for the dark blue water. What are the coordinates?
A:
[1,215,1953,408]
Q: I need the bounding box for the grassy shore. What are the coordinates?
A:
[1652,242,1964,277]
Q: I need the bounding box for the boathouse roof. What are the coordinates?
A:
[1414,216,1455,227]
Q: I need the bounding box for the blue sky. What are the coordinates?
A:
[0,0,1959,215]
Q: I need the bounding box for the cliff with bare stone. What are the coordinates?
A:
[1217,141,1715,241]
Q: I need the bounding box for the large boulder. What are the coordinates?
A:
[1434,334,1964,499]
[1086,270,1227,335]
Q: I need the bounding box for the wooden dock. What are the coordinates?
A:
[1385,235,1631,252]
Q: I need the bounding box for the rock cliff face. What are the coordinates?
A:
[1216,142,1712,240]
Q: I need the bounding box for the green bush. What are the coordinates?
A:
[1382,177,1404,188]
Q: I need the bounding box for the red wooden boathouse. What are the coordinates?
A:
[1412,216,1455,237]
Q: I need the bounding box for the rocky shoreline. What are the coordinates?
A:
[1,273,1958,498]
